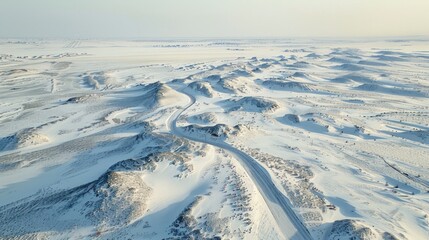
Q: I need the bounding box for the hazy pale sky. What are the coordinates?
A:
[1,0,428,39]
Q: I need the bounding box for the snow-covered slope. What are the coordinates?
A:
[1,39,428,240]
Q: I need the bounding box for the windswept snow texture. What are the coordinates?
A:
[1,39,429,240]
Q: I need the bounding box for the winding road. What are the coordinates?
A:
[166,86,313,240]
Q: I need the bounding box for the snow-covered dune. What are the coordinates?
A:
[262,80,315,92]
[186,81,215,98]
[222,96,279,113]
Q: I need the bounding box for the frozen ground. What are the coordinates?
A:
[0,39,428,239]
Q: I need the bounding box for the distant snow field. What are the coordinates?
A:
[0,40,428,240]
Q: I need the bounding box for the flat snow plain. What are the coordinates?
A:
[0,39,428,239]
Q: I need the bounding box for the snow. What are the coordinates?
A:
[1,39,429,239]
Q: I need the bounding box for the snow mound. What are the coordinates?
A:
[306,53,322,59]
[392,130,429,144]
[281,114,301,123]
[187,112,218,124]
[187,81,214,98]
[216,78,238,93]
[327,57,354,63]
[231,68,253,77]
[89,170,152,227]
[331,74,374,84]
[0,128,49,151]
[288,72,324,82]
[290,72,311,78]
[216,76,254,94]
[327,219,397,240]
[277,113,333,133]
[334,63,364,71]
[182,123,253,138]
[0,151,196,238]
[109,152,192,173]
[226,97,279,113]
[262,80,314,92]
[291,61,311,68]
[256,62,273,69]
[204,74,222,81]
[183,124,231,138]
[0,165,152,237]
[211,63,254,77]
[140,82,183,108]
[355,84,428,97]
[373,55,405,62]
[81,71,113,90]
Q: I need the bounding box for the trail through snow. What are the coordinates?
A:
[166,85,313,240]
